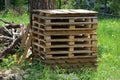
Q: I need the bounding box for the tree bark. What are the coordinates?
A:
[5,0,10,11]
[30,0,55,10]
[29,0,56,26]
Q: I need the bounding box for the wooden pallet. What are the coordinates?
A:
[32,32,97,58]
[32,9,98,32]
[32,17,98,31]
[31,9,98,69]
[32,18,98,26]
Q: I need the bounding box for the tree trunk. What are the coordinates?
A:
[104,0,107,13]
[30,0,55,10]
[5,0,10,11]
[29,0,56,25]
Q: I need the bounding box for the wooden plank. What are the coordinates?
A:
[20,27,30,48]
[32,21,97,30]
[32,42,45,48]
[44,44,97,48]
[43,52,94,58]
[32,26,45,31]
[45,50,96,54]
[42,54,97,59]
[45,22,97,25]
[18,33,32,64]
[45,31,95,35]
[45,24,97,30]
[46,38,97,42]
[33,9,98,15]
[33,37,46,43]
[32,21,46,26]
[33,14,98,20]
[16,26,30,61]
[32,31,45,36]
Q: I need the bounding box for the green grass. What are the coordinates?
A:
[0,12,29,26]
[93,18,120,80]
[0,13,120,80]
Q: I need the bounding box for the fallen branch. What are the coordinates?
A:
[4,24,24,29]
[0,36,22,60]
[0,27,12,37]
[0,19,27,62]
[0,18,12,24]
[0,35,13,40]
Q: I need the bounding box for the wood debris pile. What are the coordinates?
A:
[0,19,26,62]
[0,67,29,80]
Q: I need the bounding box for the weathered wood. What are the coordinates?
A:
[0,20,26,62]
[31,9,98,68]
[0,36,22,59]
[33,14,98,19]
[18,33,32,64]
[42,53,97,59]
[16,26,30,61]
[40,50,96,54]
[32,9,97,15]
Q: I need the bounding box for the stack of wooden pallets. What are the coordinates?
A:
[32,9,98,69]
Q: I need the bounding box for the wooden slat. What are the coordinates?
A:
[45,22,97,25]
[32,21,46,26]
[33,14,97,20]
[18,33,32,64]
[16,26,30,61]
[42,53,97,59]
[32,42,45,48]
[44,44,97,48]
[41,50,96,54]
[32,31,45,36]
[20,27,30,48]
[32,26,45,31]
[46,38,97,42]
[33,9,97,15]
[33,37,46,43]
[45,31,95,35]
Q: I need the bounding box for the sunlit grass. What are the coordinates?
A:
[0,12,29,26]
[92,18,120,80]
